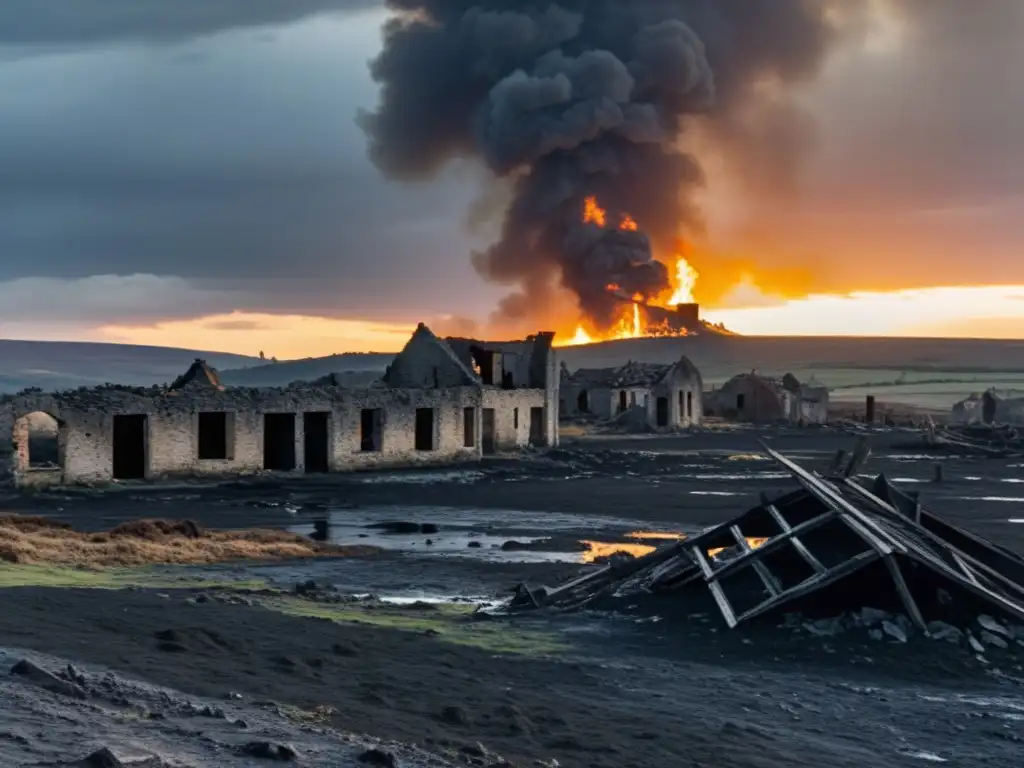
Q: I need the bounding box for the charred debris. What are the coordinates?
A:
[916,419,1024,458]
[494,440,1024,642]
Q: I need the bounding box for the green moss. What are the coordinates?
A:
[264,596,567,656]
[0,564,266,591]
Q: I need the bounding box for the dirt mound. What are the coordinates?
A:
[0,515,378,567]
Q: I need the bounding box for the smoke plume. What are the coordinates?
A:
[359,1,842,331]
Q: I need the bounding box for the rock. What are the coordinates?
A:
[803,617,844,637]
[868,629,884,641]
[421,523,439,534]
[10,659,87,699]
[467,541,482,549]
[441,705,468,725]
[893,614,914,636]
[980,630,1009,649]
[294,579,318,595]
[926,621,964,643]
[967,633,985,654]
[978,615,1011,638]
[857,607,890,627]
[881,620,908,643]
[68,747,125,767]
[358,748,397,767]
[238,741,297,761]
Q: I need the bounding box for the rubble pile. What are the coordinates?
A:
[919,421,1024,458]
[495,440,1024,634]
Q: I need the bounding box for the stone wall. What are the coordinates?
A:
[0,384,483,487]
[481,388,547,450]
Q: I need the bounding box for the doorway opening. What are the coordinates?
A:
[736,393,746,411]
[415,408,435,451]
[303,412,330,473]
[656,397,669,427]
[112,414,147,480]
[197,411,233,460]
[687,391,693,420]
[618,390,627,412]
[529,406,545,446]
[576,389,589,413]
[482,408,496,455]
[263,413,296,471]
[17,411,60,470]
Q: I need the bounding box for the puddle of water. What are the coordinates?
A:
[1001,478,1024,483]
[352,470,486,485]
[891,478,926,484]
[888,454,952,461]
[690,491,740,496]
[1010,518,1024,523]
[958,496,1024,503]
[579,533,767,563]
[680,472,791,481]
[898,750,947,762]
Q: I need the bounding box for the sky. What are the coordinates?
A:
[2,0,1024,357]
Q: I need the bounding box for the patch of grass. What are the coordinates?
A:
[0,514,378,567]
[265,596,568,656]
[0,563,268,591]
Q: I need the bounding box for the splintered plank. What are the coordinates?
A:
[765,504,827,574]
[730,524,781,596]
[691,545,738,628]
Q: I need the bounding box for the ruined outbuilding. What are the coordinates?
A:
[706,372,829,425]
[951,388,1024,426]
[560,356,703,429]
[1,324,558,488]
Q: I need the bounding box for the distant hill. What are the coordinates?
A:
[0,340,258,393]
[220,353,393,387]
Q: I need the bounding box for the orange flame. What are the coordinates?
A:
[561,195,701,346]
[582,196,606,228]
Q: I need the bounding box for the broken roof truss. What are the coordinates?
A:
[500,439,1024,630]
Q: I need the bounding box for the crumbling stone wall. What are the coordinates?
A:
[386,325,475,389]
[0,383,483,487]
[481,389,547,449]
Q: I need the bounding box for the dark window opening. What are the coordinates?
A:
[463,407,476,448]
[513,407,519,429]
[577,389,589,413]
[360,408,383,452]
[303,412,330,473]
[687,391,693,419]
[618,390,627,412]
[263,413,296,471]
[737,393,746,410]
[630,392,637,407]
[529,407,545,446]
[656,397,669,427]
[112,414,147,480]
[482,408,496,455]
[197,411,231,460]
[502,371,514,389]
[471,347,495,385]
[678,390,684,418]
[415,408,435,451]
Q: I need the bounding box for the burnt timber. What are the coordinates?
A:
[498,440,1024,631]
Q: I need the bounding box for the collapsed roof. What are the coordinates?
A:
[498,439,1024,631]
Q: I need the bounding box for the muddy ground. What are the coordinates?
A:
[2,427,1024,766]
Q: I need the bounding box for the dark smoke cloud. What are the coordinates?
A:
[359,1,840,330]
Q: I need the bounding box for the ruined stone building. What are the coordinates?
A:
[705,372,829,425]
[951,388,1024,425]
[560,356,703,428]
[0,325,558,488]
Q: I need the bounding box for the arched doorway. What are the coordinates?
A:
[14,411,63,486]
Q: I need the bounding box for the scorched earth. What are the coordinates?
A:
[1,427,1023,767]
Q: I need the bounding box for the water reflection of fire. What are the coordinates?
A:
[562,196,700,347]
[579,532,768,564]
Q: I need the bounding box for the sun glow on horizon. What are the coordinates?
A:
[703,283,1024,338]
[80,283,1024,359]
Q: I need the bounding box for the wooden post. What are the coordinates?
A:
[865,395,876,424]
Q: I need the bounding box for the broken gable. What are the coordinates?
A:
[169,359,224,391]
[384,323,479,389]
